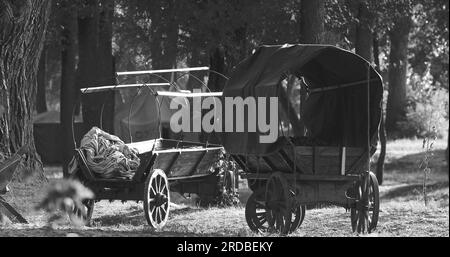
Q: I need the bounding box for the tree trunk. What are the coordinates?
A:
[78,0,102,133]
[354,0,373,63]
[97,0,115,134]
[207,46,226,92]
[300,0,325,44]
[224,26,248,72]
[149,1,163,71]
[161,0,179,71]
[36,47,48,114]
[60,3,78,177]
[446,128,449,178]
[0,0,52,177]
[373,32,386,185]
[385,16,411,137]
[149,0,178,83]
[186,49,206,91]
[299,0,325,135]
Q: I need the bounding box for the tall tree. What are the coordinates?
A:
[373,32,386,185]
[385,14,412,136]
[77,0,115,134]
[60,0,78,177]
[98,0,115,133]
[297,0,326,136]
[353,0,373,61]
[351,0,387,184]
[300,0,326,44]
[78,0,100,132]
[0,0,52,174]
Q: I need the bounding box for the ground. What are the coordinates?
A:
[0,139,448,237]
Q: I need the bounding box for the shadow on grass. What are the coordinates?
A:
[384,149,447,172]
[170,206,204,216]
[92,205,205,227]
[381,181,449,200]
[0,226,223,237]
[93,209,144,227]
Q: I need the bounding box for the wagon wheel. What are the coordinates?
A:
[246,188,304,234]
[144,169,170,229]
[351,172,379,234]
[265,172,293,235]
[70,199,94,226]
[245,188,305,233]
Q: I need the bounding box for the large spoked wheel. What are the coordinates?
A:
[245,188,306,234]
[144,169,170,229]
[70,199,94,226]
[351,172,380,234]
[265,172,293,235]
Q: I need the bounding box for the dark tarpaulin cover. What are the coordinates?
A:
[220,44,383,155]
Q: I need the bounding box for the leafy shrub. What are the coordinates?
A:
[398,73,449,139]
[197,151,240,208]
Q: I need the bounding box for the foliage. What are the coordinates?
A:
[113,0,302,73]
[36,179,94,226]
[197,150,240,208]
[397,73,449,138]
[25,0,450,145]
[409,1,449,91]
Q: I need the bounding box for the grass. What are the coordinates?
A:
[0,139,448,237]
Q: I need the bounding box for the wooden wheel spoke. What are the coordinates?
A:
[161,183,167,194]
[151,183,157,195]
[258,216,267,224]
[157,176,162,193]
[157,207,162,223]
[157,208,162,220]
[160,206,167,216]
[255,201,265,209]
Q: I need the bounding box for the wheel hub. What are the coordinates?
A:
[154,193,168,207]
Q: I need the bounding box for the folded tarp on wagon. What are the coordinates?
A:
[72,127,141,180]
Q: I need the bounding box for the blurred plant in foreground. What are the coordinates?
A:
[36,179,93,227]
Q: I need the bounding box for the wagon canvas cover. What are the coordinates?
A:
[221,44,383,155]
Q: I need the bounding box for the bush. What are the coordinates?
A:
[197,151,240,208]
[397,73,449,139]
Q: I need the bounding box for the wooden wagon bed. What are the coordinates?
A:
[233,144,368,180]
